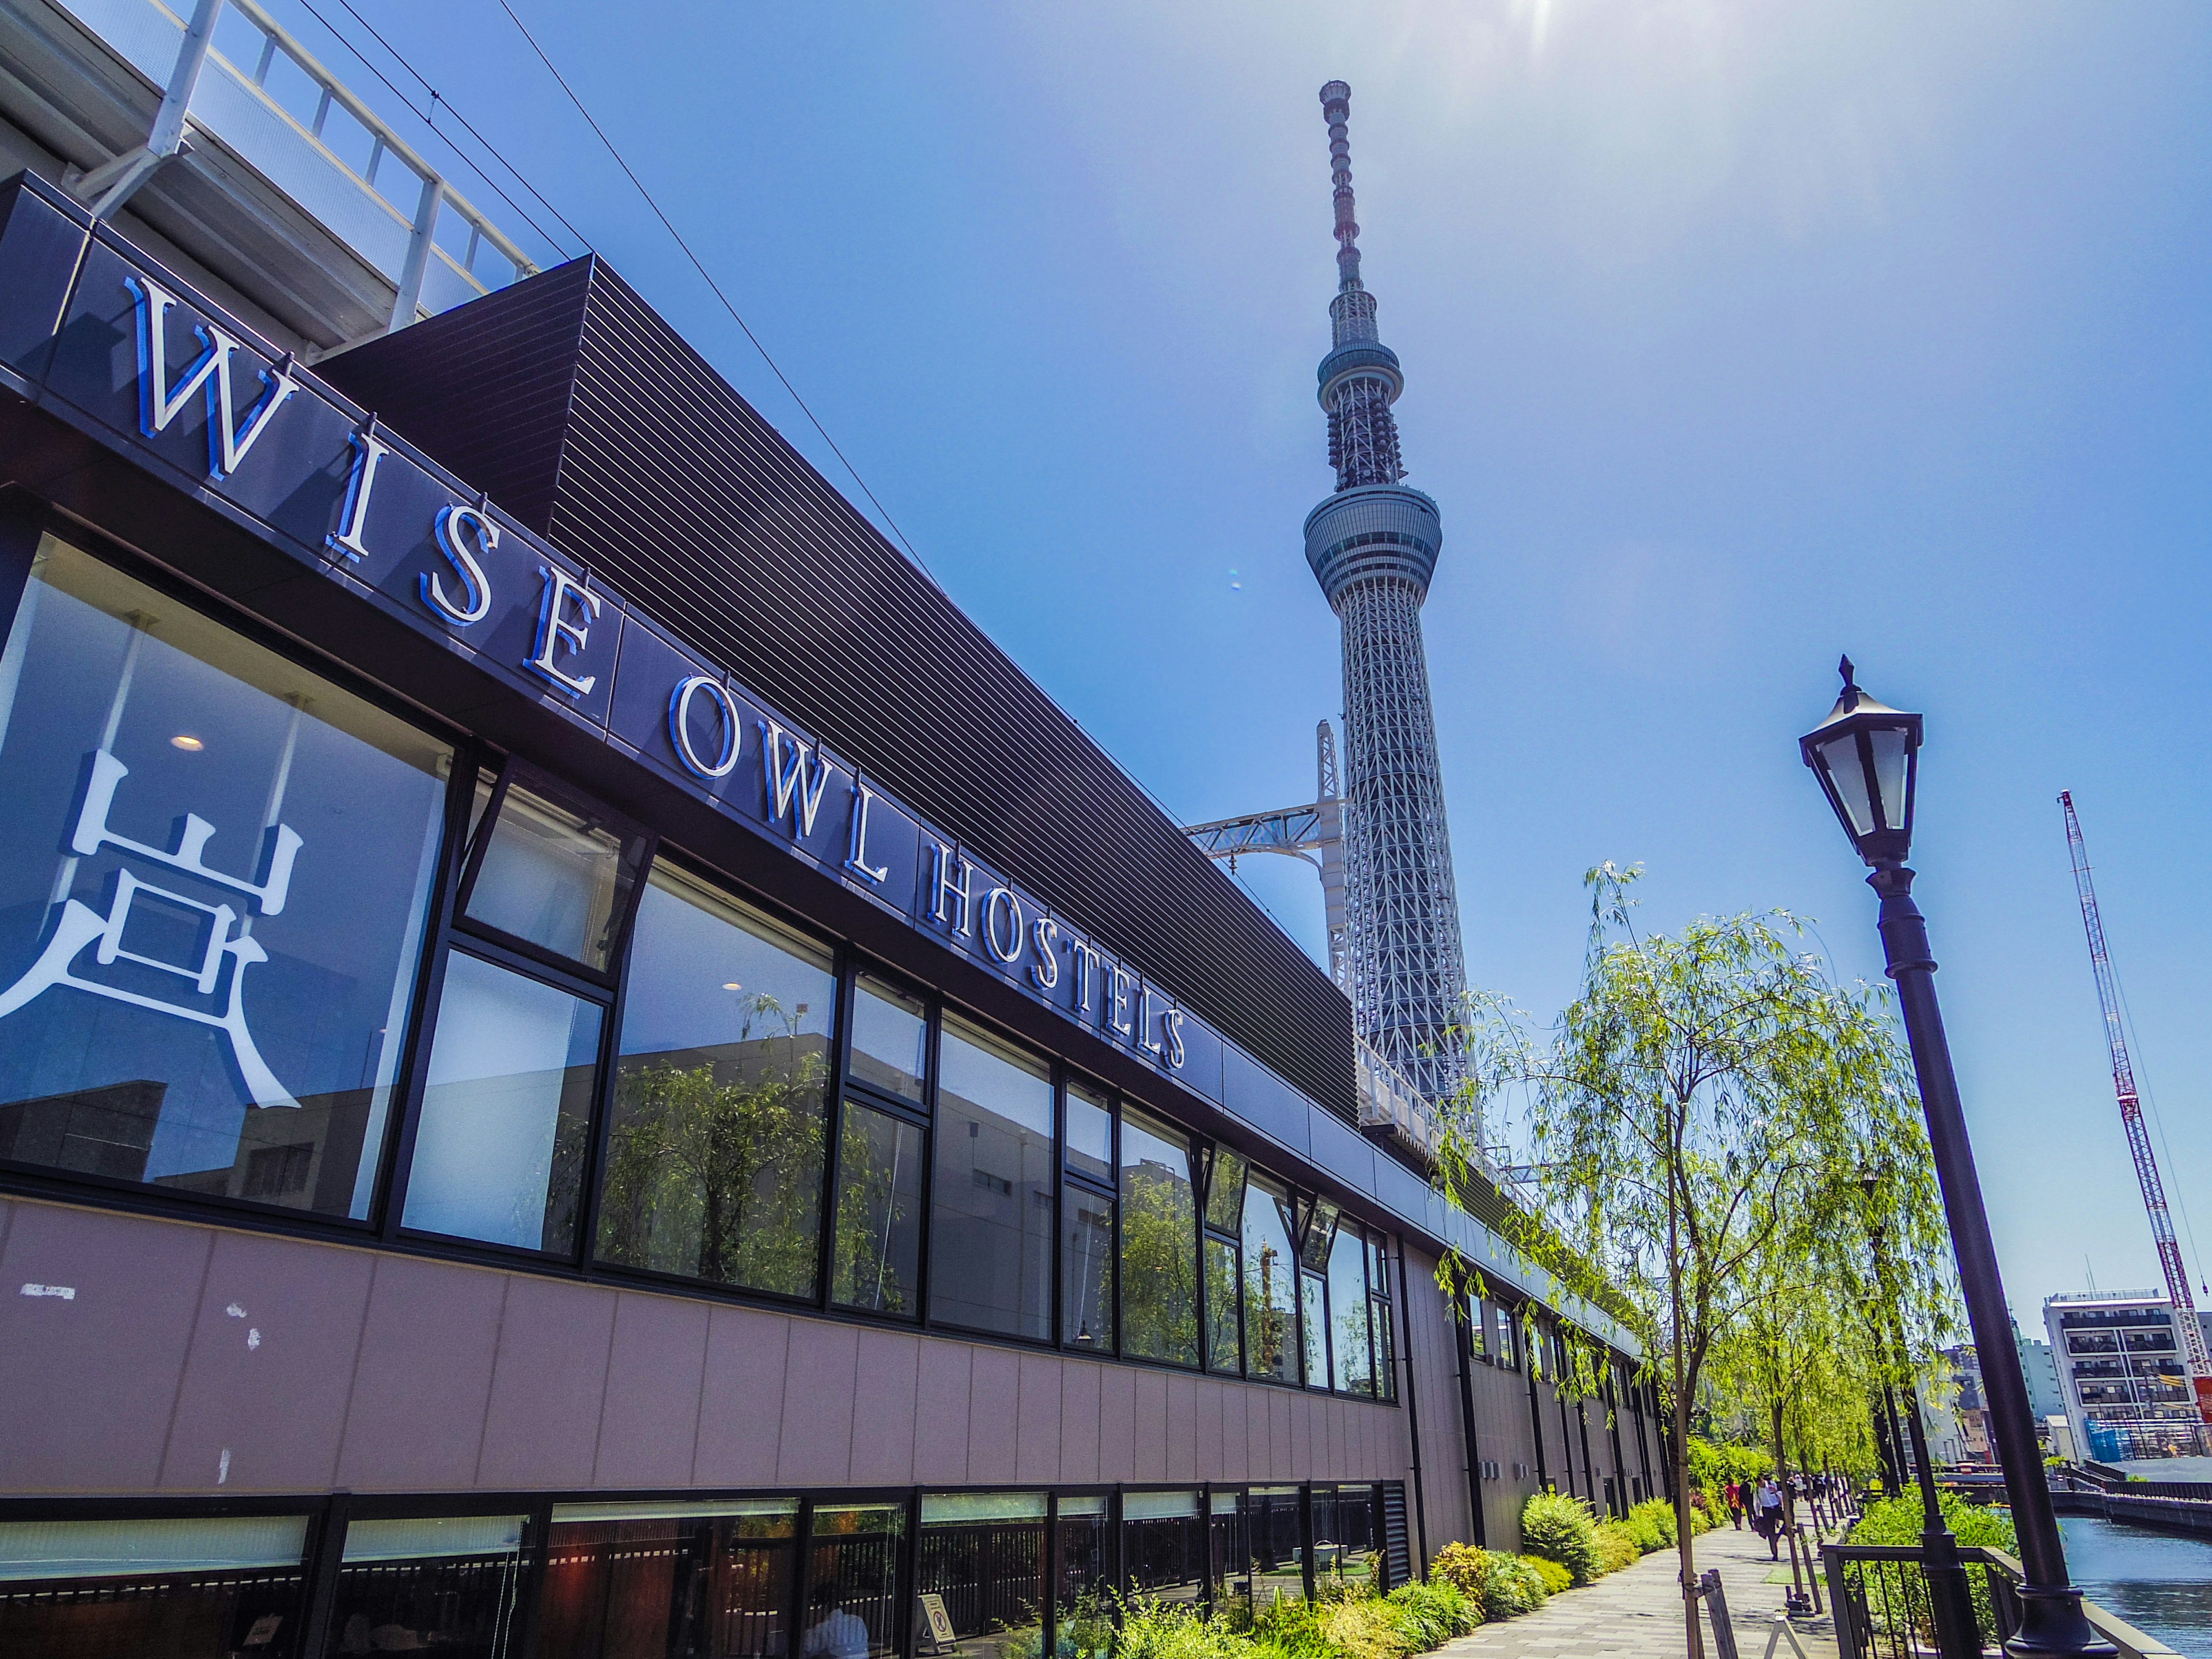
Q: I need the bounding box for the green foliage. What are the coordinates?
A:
[1519,1491,1601,1585]
[1120,1157,1199,1365]
[1439,865,1948,1639]
[1428,1543,1551,1620]
[1382,1582,1480,1646]
[1522,1556,1573,1597]
[1591,1522,1643,1575]
[1113,1597,1256,1659]
[1848,1494,2019,1643]
[1851,1491,2016,1552]
[596,996,827,1294]
[1624,1499,1677,1552]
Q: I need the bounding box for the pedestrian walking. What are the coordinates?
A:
[1725,1479,1744,1529]
[1754,1476,1785,1559]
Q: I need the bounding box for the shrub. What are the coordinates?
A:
[1591,1522,1642,1576]
[1427,1543,1551,1621]
[1624,1499,1677,1552]
[1849,1490,2016,1641]
[1520,1491,1601,1585]
[1114,1596,1262,1659]
[1384,1581,1480,1646]
[1522,1555,1573,1597]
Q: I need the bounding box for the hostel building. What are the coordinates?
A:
[0,3,1663,1656]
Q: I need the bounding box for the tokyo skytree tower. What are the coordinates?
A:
[1304,80,1469,1109]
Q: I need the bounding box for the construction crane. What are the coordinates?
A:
[2059,790,2212,1425]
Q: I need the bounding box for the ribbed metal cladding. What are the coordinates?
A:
[324,256,1355,1118]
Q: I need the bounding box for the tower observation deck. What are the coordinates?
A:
[1306,80,1469,1113]
[1184,82,1472,1142]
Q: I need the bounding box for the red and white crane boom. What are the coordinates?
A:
[2059,790,2212,1423]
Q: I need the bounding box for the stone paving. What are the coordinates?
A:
[1435,1521,1842,1659]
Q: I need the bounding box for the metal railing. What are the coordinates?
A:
[52,0,537,329]
[1823,1542,2183,1659]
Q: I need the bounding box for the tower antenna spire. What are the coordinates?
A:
[1320,79,1362,293]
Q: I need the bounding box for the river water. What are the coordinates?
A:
[2058,1514,2212,1657]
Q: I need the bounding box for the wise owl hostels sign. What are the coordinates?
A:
[0,174,1215,1097]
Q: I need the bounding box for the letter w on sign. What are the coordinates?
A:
[761,721,832,837]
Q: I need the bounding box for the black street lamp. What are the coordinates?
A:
[1861,1169,1980,1659]
[1804,658,2113,1658]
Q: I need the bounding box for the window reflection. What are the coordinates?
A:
[326,1515,527,1659]
[1241,1175,1299,1385]
[1062,1181,1113,1352]
[1204,1237,1241,1376]
[915,1494,1044,1659]
[1118,1111,1197,1368]
[930,1021,1054,1340]
[1063,1081,1111,1188]
[0,1514,309,1659]
[464,772,645,974]
[0,539,448,1222]
[1120,1492,1202,1606]
[402,953,601,1253]
[832,1099,925,1317]
[1052,1497,1111,1656]
[1328,1224,1373,1396]
[539,1499,797,1659]
[597,868,833,1298]
[1245,1489,1303,1606]
[804,1505,904,1659]
[848,979,926,1103]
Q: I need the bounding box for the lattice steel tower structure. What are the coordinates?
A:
[1305,80,1468,1108]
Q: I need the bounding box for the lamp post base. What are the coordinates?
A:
[1921,1525,1981,1659]
[2006,1585,2115,1657]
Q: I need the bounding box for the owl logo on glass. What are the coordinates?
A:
[0,748,304,1107]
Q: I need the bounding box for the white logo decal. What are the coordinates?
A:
[0,750,304,1108]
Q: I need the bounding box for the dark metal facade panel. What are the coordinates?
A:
[325,257,1357,1118]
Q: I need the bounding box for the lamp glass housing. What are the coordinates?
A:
[1801,672,1922,867]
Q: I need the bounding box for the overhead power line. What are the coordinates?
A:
[285,0,583,258]
[488,0,928,573]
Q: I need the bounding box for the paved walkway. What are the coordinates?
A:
[1437,1523,1842,1659]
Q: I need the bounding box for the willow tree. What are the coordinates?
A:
[1438,865,1933,1658]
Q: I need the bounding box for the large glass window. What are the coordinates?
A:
[831,1098,925,1317]
[1241,1175,1300,1385]
[1120,1493,1202,1607]
[400,952,602,1253]
[915,1494,1045,1659]
[0,538,448,1220]
[1328,1224,1373,1396]
[1052,1498,1111,1643]
[1063,1080,1112,1187]
[1062,1181,1114,1353]
[1301,1275,1328,1391]
[803,1505,904,1659]
[0,1513,309,1658]
[1494,1302,1518,1371]
[1203,1150,1246,1377]
[325,1514,528,1659]
[1207,1493,1247,1607]
[597,868,834,1298]
[540,1499,798,1659]
[1309,1488,1376,1592]
[848,978,926,1103]
[1299,1200,1335,1391]
[1245,1490,1303,1606]
[1118,1110,1198,1368]
[460,768,647,975]
[931,1020,1054,1340]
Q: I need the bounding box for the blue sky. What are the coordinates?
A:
[274,0,2212,1323]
